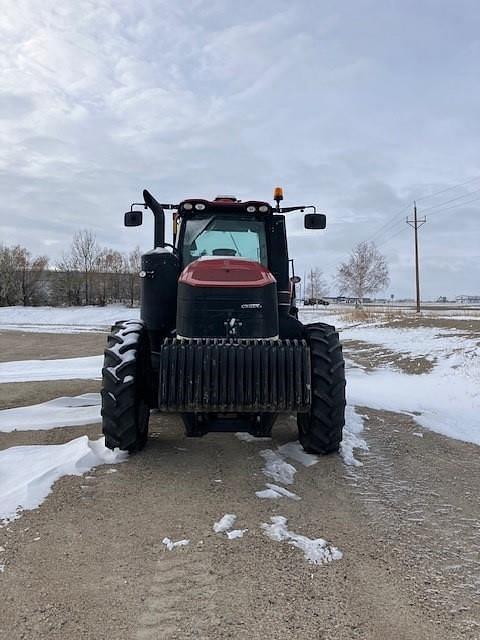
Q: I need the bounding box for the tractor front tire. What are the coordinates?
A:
[101,320,151,452]
[297,323,346,454]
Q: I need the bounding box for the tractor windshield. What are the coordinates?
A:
[182,216,268,266]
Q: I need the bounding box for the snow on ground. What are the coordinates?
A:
[341,406,369,466]
[0,393,101,432]
[226,529,248,539]
[162,538,190,551]
[301,308,480,447]
[0,436,127,523]
[255,483,301,500]
[0,356,102,383]
[260,449,297,485]
[0,305,139,333]
[340,325,478,361]
[213,514,237,533]
[261,516,343,565]
[235,432,271,442]
[347,353,480,445]
[277,441,318,467]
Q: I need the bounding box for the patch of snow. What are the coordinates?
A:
[256,483,301,500]
[0,436,127,524]
[0,356,102,384]
[261,516,343,565]
[0,305,140,333]
[347,346,480,446]
[259,449,296,485]
[255,488,282,499]
[412,432,424,438]
[213,514,237,533]
[0,393,101,432]
[277,441,319,467]
[162,537,190,551]
[0,564,4,573]
[235,432,271,442]
[340,406,369,466]
[341,324,478,361]
[298,309,351,330]
[226,529,248,540]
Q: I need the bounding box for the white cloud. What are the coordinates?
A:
[0,0,479,297]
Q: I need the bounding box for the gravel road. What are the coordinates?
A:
[0,330,478,640]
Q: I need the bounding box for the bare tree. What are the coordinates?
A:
[126,246,142,307]
[16,248,49,305]
[72,230,100,305]
[0,245,48,306]
[336,241,389,301]
[0,245,20,305]
[306,267,328,300]
[94,248,125,305]
[55,252,83,306]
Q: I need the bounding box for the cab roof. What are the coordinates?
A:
[178,198,273,216]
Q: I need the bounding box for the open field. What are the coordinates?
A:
[0,306,479,639]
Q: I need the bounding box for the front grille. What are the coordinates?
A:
[158,338,311,412]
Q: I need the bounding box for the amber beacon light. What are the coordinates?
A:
[273,186,284,210]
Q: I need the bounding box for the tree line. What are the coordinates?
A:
[0,230,142,307]
[0,233,390,307]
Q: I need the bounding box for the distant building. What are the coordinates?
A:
[456,295,480,304]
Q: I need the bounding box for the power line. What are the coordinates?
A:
[414,175,480,203]
[301,174,480,278]
[367,217,406,245]
[375,224,410,250]
[418,194,480,218]
[353,174,480,248]
[419,185,480,214]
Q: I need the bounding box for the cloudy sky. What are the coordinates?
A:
[1,0,479,299]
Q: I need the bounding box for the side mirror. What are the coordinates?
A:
[304,213,326,229]
[124,210,143,227]
[290,275,301,284]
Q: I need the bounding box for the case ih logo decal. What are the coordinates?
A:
[241,303,263,309]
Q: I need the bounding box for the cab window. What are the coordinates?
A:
[182,217,267,266]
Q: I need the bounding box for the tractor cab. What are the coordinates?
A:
[124,188,327,346]
[177,198,270,268]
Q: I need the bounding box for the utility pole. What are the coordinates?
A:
[289,258,296,303]
[406,201,426,313]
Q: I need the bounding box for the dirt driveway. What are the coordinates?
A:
[0,330,478,640]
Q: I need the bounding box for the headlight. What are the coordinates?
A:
[259,205,269,213]
[195,203,206,210]
[139,270,147,278]
[246,205,256,213]
[183,203,193,210]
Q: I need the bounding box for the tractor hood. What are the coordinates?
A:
[176,257,279,339]
[179,257,276,288]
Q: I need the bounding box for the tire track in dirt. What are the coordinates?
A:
[136,550,219,639]
[344,409,480,638]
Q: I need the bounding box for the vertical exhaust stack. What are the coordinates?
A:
[143,189,165,248]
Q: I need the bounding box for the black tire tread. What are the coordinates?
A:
[297,322,346,454]
[101,319,151,452]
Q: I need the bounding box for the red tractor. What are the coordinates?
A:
[101,188,345,454]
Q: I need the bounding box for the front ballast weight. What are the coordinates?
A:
[157,338,311,413]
